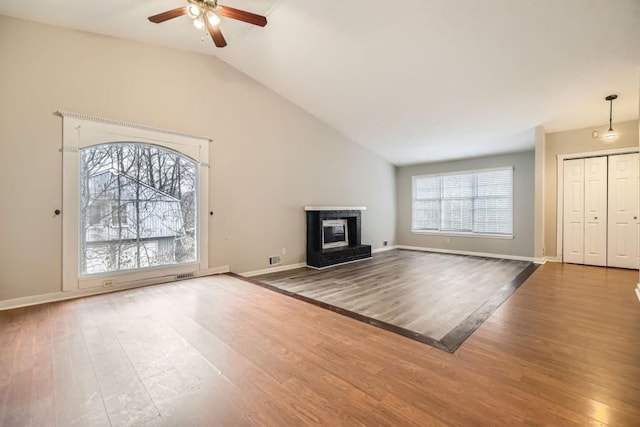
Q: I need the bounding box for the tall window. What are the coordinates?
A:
[412,167,513,237]
[61,112,209,291]
[79,143,198,275]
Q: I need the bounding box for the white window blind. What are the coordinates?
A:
[412,167,513,236]
[474,169,513,234]
[441,173,474,232]
[412,175,440,230]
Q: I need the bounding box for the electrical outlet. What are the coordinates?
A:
[383,241,388,246]
[282,247,286,255]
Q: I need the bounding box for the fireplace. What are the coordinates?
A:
[305,206,372,268]
[322,219,349,249]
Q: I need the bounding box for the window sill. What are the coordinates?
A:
[411,230,514,240]
[78,261,200,289]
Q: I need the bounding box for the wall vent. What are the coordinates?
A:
[176,273,195,280]
[269,255,281,266]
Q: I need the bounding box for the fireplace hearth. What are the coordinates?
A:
[305,206,372,268]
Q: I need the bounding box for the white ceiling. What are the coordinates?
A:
[1,0,639,165]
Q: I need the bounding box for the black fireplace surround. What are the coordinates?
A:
[306,209,372,268]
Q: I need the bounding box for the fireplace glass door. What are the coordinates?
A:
[322,219,349,249]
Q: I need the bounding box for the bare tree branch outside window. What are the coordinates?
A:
[80,143,197,275]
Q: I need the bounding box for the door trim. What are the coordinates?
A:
[556,147,638,263]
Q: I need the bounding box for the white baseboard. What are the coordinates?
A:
[544,256,561,263]
[0,266,230,311]
[636,284,640,304]
[396,245,534,262]
[533,257,546,265]
[240,262,307,278]
[372,245,397,254]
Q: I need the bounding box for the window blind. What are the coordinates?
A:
[441,173,474,232]
[412,167,513,236]
[474,168,513,234]
[413,175,440,230]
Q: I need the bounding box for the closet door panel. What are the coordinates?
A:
[563,159,585,264]
[608,153,639,269]
[583,157,607,266]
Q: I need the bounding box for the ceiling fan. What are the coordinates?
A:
[148,0,267,48]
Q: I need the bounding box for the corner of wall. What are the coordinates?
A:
[534,126,545,259]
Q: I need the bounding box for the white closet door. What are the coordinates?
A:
[583,157,608,266]
[563,159,585,264]
[608,153,639,269]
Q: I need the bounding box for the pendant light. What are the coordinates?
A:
[603,94,618,142]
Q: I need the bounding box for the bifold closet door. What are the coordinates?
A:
[583,157,607,266]
[607,153,639,269]
[563,157,607,266]
[563,158,585,264]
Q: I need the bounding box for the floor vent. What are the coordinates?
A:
[269,255,281,266]
[176,273,195,280]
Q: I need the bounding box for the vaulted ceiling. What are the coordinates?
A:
[1,0,639,165]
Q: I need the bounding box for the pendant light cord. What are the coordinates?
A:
[605,94,617,133]
[609,99,613,132]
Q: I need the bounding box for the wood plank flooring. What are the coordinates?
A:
[0,262,639,426]
[253,250,532,347]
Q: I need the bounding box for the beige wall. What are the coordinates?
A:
[543,120,639,257]
[0,16,396,301]
[396,151,535,257]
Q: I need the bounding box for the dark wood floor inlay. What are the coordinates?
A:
[243,249,538,352]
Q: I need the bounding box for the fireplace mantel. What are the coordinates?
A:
[304,206,367,211]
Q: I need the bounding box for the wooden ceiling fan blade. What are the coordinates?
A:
[219,6,267,27]
[148,7,188,24]
[206,21,227,47]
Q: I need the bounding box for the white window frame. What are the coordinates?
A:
[411,166,514,239]
[60,112,210,291]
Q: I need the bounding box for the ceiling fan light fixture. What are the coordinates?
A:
[602,94,619,143]
[187,4,201,18]
[207,12,221,27]
[193,17,205,30]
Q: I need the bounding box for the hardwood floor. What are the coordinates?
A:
[252,250,533,350]
[0,263,639,426]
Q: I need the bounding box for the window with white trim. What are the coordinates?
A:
[61,112,210,291]
[412,167,513,237]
